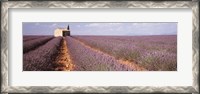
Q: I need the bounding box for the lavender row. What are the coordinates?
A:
[23,36,48,42]
[23,37,62,71]
[66,36,133,71]
[73,35,177,71]
[23,36,53,53]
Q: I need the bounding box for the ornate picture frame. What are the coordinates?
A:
[1,1,199,93]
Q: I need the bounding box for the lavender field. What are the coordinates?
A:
[73,35,177,71]
[23,35,177,71]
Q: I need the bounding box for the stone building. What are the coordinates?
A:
[54,25,70,37]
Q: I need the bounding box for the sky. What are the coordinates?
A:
[23,22,177,36]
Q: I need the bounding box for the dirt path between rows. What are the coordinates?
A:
[73,38,147,71]
[54,37,74,71]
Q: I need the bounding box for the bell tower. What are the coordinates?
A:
[62,25,70,36]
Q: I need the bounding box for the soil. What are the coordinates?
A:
[54,37,74,71]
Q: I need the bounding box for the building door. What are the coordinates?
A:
[62,31,67,36]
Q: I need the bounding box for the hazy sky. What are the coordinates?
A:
[23,22,177,36]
